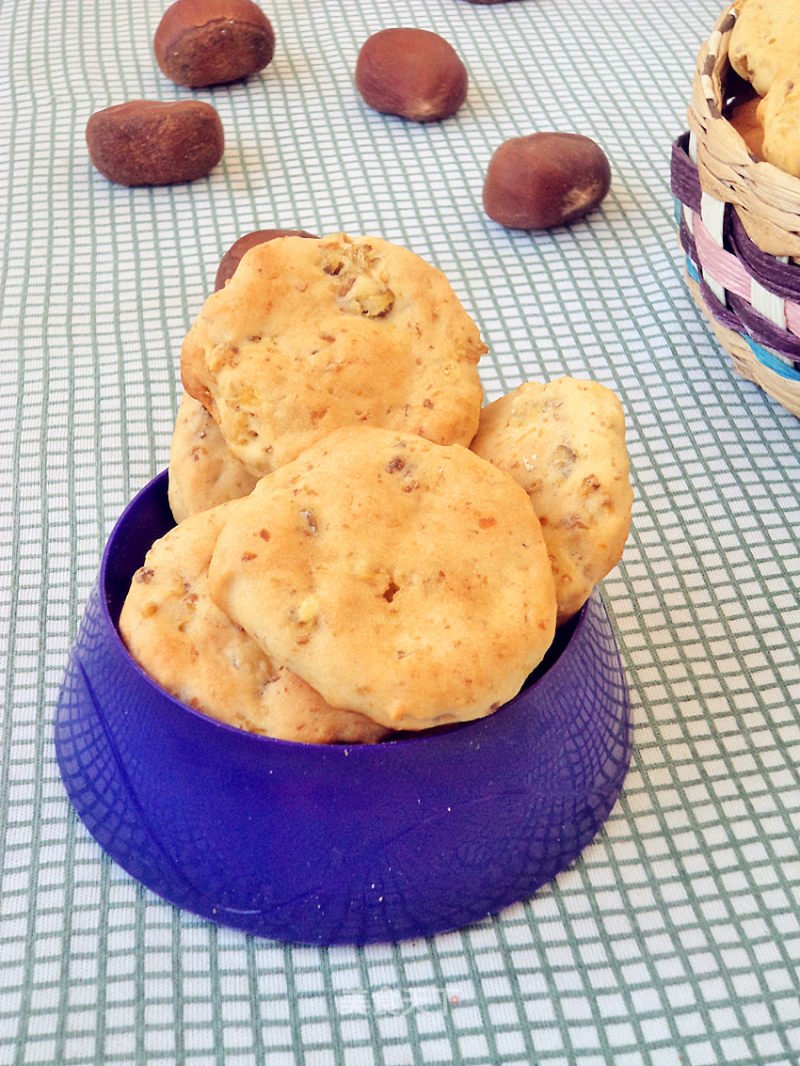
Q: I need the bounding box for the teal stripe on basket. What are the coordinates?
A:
[743,334,800,381]
[683,252,800,382]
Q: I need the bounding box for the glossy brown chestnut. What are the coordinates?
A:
[483,132,611,230]
[355,28,468,122]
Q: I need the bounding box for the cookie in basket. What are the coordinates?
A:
[757,69,800,178]
[168,391,259,522]
[119,501,390,744]
[470,378,632,626]
[181,233,486,478]
[208,425,557,732]
[676,2,800,415]
[729,0,800,97]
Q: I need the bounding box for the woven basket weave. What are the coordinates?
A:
[671,3,800,417]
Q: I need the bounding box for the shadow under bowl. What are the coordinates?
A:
[55,470,632,945]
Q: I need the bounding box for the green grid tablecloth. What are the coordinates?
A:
[1,0,799,1063]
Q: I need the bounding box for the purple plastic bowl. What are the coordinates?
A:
[55,471,631,945]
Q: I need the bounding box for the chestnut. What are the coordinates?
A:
[355,27,468,122]
[483,132,611,230]
[86,100,224,186]
[154,0,275,88]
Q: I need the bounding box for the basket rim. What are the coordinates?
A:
[688,2,800,259]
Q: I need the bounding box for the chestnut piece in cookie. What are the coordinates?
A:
[356,28,468,122]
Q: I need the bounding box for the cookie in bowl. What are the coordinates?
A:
[180,232,486,479]
[57,230,632,940]
[119,499,389,744]
[168,391,259,522]
[55,469,631,943]
[471,377,632,626]
[208,425,558,732]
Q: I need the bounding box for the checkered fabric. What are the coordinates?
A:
[1,0,798,1063]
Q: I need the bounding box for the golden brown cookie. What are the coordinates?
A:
[470,378,632,626]
[168,391,259,522]
[757,70,800,176]
[215,227,317,290]
[208,426,557,731]
[729,0,800,97]
[119,502,390,744]
[181,233,486,478]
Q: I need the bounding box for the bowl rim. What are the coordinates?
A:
[98,469,598,757]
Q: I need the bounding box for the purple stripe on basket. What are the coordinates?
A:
[672,130,800,372]
[742,335,800,381]
[679,210,800,365]
[679,221,743,331]
[670,134,701,214]
[692,263,800,367]
[695,271,742,332]
[694,215,752,301]
[727,291,800,358]
[727,210,800,300]
[698,274,800,371]
[678,213,697,263]
[672,131,800,301]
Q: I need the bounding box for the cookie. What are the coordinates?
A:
[470,378,632,625]
[208,425,557,731]
[729,0,800,97]
[181,232,486,478]
[168,391,259,522]
[758,70,800,177]
[119,502,390,744]
[215,227,317,290]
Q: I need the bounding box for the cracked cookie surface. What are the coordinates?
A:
[181,233,486,479]
[207,425,557,731]
[119,501,390,744]
[168,391,259,522]
[471,378,632,625]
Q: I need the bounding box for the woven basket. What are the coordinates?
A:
[670,3,800,417]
